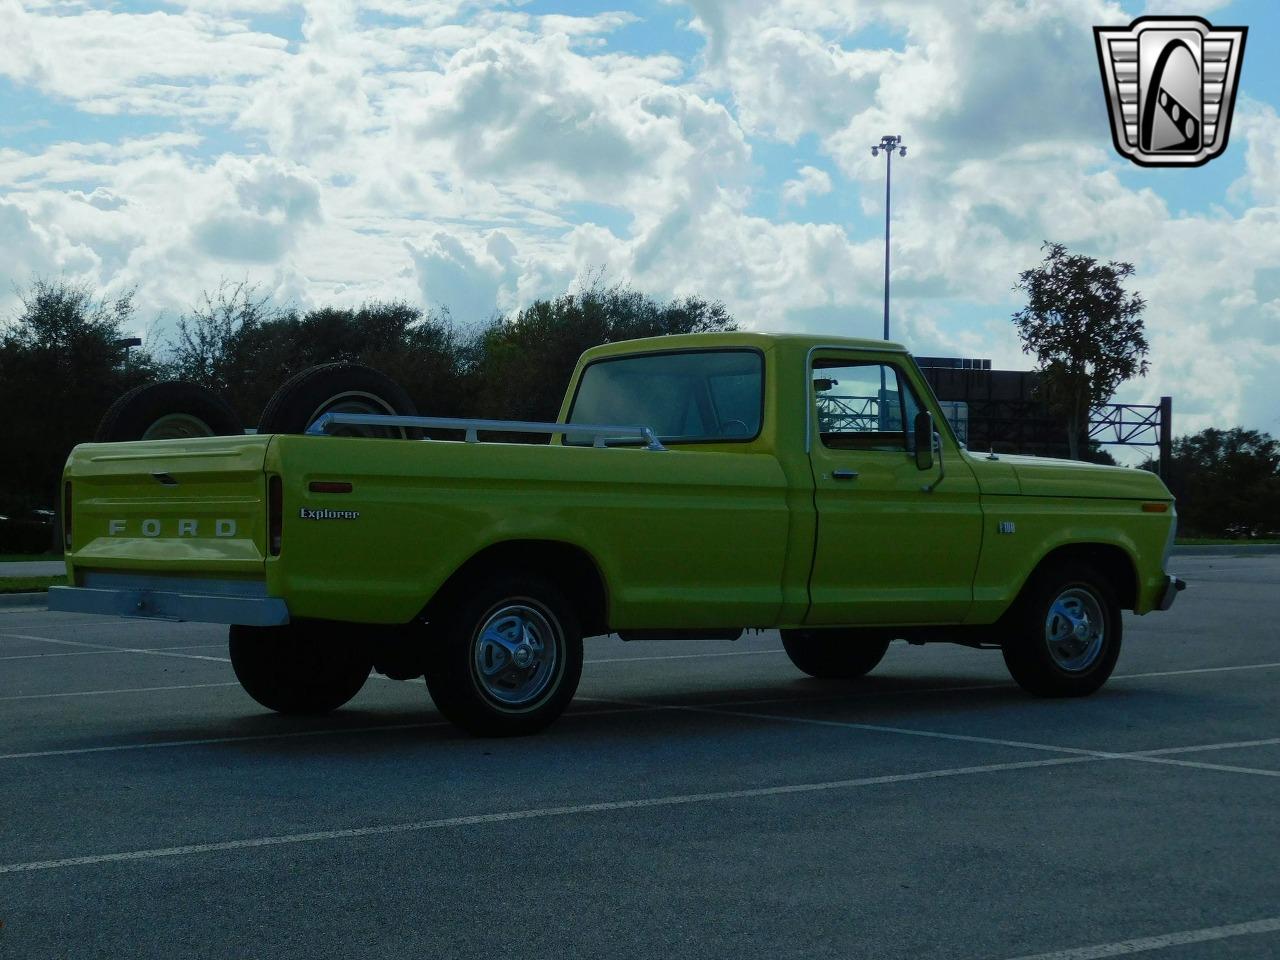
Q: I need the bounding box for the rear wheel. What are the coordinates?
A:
[1001,562,1121,697]
[780,629,892,679]
[256,362,417,437]
[229,622,371,715]
[94,381,242,442]
[423,573,583,737]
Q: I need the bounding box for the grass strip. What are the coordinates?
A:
[0,576,66,594]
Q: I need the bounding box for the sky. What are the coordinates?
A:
[2,0,1278,446]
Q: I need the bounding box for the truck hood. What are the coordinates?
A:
[996,453,1171,501]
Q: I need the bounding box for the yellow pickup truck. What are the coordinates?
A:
[51,332,1184,736]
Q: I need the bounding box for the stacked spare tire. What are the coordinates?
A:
[94,362,418,441]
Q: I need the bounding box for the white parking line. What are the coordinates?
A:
[577,695,1280,779]
[690,659,1280,711]
[1139,736,1280,756]
[0,649,136,662]
[1002,915,1280,959]
[1,634,231,663]
[0,704,655,761]
[0,754,1098,875]
[0,721,448,761]
[1119,661,1280,679]
[706,712,1280,777]
[0,682,241,702]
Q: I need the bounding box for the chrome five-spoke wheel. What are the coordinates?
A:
[1044,588,1105,672]
[1002,562,1122,698]
[423,573,584,737]
[473,604,561,708]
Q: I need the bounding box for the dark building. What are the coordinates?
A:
[915,357,1072,458]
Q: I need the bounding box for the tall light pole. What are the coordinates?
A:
[870,134,906,341]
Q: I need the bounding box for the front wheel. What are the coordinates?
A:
[780,629,892,679]
[1001,563,1122,697]
[423,574,583,737]
[229,623,372,715]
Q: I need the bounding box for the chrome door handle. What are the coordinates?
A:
[832,469,859,480]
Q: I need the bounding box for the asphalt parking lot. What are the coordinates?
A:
[1,554,1277,960]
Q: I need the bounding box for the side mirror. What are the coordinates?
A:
[914,411,934,471]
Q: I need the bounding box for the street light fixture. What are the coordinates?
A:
[870,134,906,341]
[113,336,142,364]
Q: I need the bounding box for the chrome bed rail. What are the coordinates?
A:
[305,414,667,451]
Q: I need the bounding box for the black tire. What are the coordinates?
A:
[229,622,372,715]
[1001,562,1122,697]
[94,381,242,442]
[257,362,417,437]
[780,629,893,679]
[423,573,584,737]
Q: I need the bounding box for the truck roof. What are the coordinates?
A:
[578,330,910,363]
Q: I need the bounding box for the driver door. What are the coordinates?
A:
[806,353,982,625]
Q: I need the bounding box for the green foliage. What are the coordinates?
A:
[167,283,468,424]
[0,575,65,594]
[1013,242,1149,459]
[0,273,735,507]
[0,278,159,511]
[1142,428,1280,538]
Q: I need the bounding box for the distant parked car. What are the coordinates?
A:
[0,507,57,553]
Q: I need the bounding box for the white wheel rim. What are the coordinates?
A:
[310,391,402,438]
[141,413,216,441]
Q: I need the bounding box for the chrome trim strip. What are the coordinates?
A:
[48,585,289,626]
[80,572,269,597]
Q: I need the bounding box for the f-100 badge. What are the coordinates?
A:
[1094,16,1246,167]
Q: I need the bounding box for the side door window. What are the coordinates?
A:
[814,361,922,452]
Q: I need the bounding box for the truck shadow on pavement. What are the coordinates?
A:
[118,674,1219,759]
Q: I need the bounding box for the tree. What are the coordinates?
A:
[1012,242,1149,459]
[167,284,467,425]
[166,282,294,426]
[0,277,158,512]
[1142,428,1280,538]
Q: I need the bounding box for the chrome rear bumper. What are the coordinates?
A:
[1157,575,1187,612]
[48,573,288,626]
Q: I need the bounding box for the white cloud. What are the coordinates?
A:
[0,0,48,86]
[10,6,289,116]
[781,166,832,207]
[2,0,1280,441]
[1231,101,1280,206]
[406,230,521,321]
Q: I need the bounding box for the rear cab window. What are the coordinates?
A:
[566,349,764,445]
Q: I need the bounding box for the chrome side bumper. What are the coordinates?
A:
[1157,575,1187,612]
[48,574,289,626]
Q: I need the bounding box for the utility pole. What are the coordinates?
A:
[870,134,907,341]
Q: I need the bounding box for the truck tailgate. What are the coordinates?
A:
[63,434,272,578]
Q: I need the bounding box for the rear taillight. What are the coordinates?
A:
[63,481,72,550]
[268,475,282,556]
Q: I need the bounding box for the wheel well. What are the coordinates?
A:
[424,540,610,637]
[1028,542,1139,610]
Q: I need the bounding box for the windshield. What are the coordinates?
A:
[565,349,764,444]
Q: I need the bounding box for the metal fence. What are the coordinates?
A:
[816,392,1171,472]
